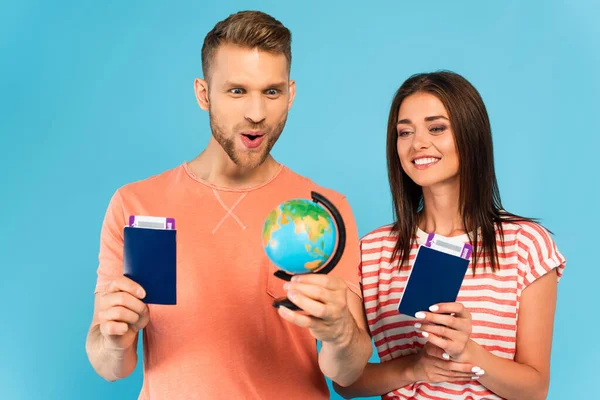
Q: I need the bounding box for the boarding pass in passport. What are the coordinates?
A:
[424,232,472,260]
[128,215,176,230]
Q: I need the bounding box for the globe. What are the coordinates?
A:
[262,198,337,275]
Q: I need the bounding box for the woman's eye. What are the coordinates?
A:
[430,126,447,134]
[398,130,412,137]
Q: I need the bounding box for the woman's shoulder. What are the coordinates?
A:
[498,218,565,267]
[497,219,554,246]
[498,219,566,284]
[360,223,397,245]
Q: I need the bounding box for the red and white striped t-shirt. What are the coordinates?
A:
[359,221,566,400]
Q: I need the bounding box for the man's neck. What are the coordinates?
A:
[188,139,280,189]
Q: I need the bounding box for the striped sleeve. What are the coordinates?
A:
[517,222,566,287]
[358,239,364,286]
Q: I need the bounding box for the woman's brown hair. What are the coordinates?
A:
[386,71,533,272]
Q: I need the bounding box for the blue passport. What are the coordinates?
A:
[398,245,469,317]
[123,226,177,305]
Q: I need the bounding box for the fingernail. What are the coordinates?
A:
[415,312,426,319]
[421,331,429,338]
[137,289,146,298]
[283,282,290,290]
[278,306,292,316]
[414,322,422,329]
[288,291,297,300]
[476,369,485,376]
[442,353,450,360]
[471,376,480,380]
[291,276,299,282]
[429,305,439,312]
[472,366,481,373]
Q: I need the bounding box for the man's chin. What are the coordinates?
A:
[232,151,268,169]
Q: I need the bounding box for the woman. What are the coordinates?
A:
[335,71,566,400]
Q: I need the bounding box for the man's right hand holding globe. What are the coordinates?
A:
[278,273,372,387]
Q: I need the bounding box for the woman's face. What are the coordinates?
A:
[396,92,460,189]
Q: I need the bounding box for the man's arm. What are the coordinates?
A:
[86,277,149,381]
[317,290,372,386]
[278,275,372,386]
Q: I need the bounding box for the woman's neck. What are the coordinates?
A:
[420,180,465,237]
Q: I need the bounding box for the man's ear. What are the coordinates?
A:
[287,80,296,111]
[194,78,209,111]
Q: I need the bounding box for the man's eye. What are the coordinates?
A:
[230,88,243,95]
[266,89,280,96]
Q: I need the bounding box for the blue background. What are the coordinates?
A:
[1,0,597,398]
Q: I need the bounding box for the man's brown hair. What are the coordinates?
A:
[201,10,292,80]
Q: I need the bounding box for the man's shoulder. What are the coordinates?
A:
[115,164,184,198]
[281,165,347,202]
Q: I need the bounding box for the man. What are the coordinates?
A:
[85,10,372,399]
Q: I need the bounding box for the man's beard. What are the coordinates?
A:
[209,110,287,169]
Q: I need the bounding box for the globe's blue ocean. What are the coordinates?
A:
[264,202,337,274]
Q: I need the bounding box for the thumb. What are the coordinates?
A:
[133,306,150,332]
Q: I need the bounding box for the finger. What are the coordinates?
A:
[419,331,449,350]
[431,365,475,380]
[428,302,470,319]
[103,291,147,316]
[287,290,333,320]
[100,321,129,336]
[423,330,472,359]
[418,323,464,341]
[99,306,140,325]
[423,342,449,360]
[433,363,480,379]
[414,312,462,330]
[436,371,475,380]
[434,359,481,375]
[285,282,335,305]
[291,274,344,290]
[106,276,146,299]
[133,306,150,331]
[277,306,316,328]
[98,306,140,324]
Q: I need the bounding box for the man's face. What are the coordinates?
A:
[197,43,295,169]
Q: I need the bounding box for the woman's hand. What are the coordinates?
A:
[410,342,483,383]
[414,302,480,368]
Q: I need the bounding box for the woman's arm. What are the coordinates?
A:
[466,269,557,400]
[333,356,417,399]
[334,342,480,398]
[418,269,558,400]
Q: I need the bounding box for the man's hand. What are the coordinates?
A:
[277,274,354,345]
[95,276,150,352]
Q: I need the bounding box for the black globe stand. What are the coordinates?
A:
[273,191,346,311]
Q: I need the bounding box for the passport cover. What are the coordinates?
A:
[123,226,177,305]
[398,245,468,317]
